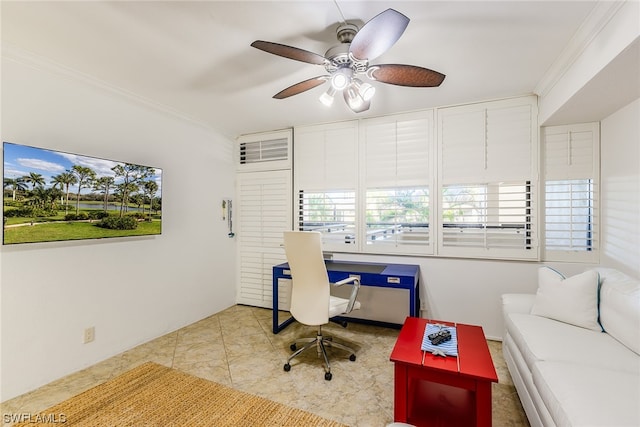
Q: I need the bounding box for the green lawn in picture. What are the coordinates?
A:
[3,220,161,245]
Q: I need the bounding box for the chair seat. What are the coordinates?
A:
[329,295,361,318]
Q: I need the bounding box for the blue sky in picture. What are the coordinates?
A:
[3,142,162,195]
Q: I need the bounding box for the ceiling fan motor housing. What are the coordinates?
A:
[324,43,367,76]
[336,23,358,43]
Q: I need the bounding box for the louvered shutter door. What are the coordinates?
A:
[543,123,599,262]
[362,111,433,254]
[236,170,291,308]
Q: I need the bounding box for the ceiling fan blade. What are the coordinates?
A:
[349,9,410,61]
[368,64,446,87]
[273,76,328,99]
[251,40,327,65]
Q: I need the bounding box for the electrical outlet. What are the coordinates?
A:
[83,327,95,344]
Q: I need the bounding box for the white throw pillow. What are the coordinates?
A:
[595,268,640,355]
[531,267,601,331]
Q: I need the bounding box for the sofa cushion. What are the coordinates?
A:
[504,312,640,374]
[533,361,640,427]
[531,267,601,331]
[595,268,640,355]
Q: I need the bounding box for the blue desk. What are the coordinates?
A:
[272,260,420,334]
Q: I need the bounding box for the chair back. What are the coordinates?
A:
[283,231,330,326]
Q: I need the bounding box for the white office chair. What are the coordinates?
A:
[282,231,361,381]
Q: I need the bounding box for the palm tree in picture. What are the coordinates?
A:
[142,180,158,219]
[22,172,45,192]
[30,186,63,211]
[93,176,115,212]
[70,165,96,215]
[3,177,28,201]
[51,172,78,214]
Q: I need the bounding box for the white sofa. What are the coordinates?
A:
[502,267,640,427]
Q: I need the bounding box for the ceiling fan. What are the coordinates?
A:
[250,8,445,113]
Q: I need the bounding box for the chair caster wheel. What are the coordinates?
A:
[349,354,356,362]
[324,372,332,381]
[284,363,291,372]
[290,344,297,351]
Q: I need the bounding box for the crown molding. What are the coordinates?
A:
[1,42,217,133]
[534,1,626,98]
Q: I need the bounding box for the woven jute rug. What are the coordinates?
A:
[14,362,347,426]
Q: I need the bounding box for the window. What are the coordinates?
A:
[362,111,434,255]
[545,179,595,251]
[440,181,535,258]
[294,121,359,251]
[542,123,599,262]
[298,190,356,246]
[437,96,538,260]
[292,96,539,260]
[365,187,429,250]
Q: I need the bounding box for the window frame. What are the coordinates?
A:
[541,123,600,263]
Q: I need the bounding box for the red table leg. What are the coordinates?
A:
[475,381,493,427]
[394,363,409,422]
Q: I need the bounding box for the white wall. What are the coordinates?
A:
[0,51,236,401]
[537,1,639,124]
[600,98,640,278]
[332,252,593,341]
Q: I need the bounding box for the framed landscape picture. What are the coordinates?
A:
[3,142,162,245]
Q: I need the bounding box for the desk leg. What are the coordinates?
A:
[393,363,409,423]
[476,381,492,427]
[272,270,279,334]
[272,271,296,334]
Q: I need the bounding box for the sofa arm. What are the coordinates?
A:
[502,293,536,315]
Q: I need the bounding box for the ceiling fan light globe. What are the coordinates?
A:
[359,83,376,101]
[331,68,353,90]
[319,87,336,107]
[346,87,364,109]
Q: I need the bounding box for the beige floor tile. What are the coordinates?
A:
[1,305,529,427]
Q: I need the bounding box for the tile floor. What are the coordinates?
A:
[1,305,530,426]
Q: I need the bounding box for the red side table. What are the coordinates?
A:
[390,317,498,427]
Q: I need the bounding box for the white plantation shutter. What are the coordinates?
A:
[439,97,536,184]
[544,123,598,179]
[362,111,434,254]
[236,170,291,308]
[542,123,599,262]
[437,97,538,260]
[295,121,358,189]
[439,108,486,183]
[294,121,358,251]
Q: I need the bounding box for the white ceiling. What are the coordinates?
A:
[2,1,600,139]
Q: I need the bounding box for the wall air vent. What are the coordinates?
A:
[236,129,292,171]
